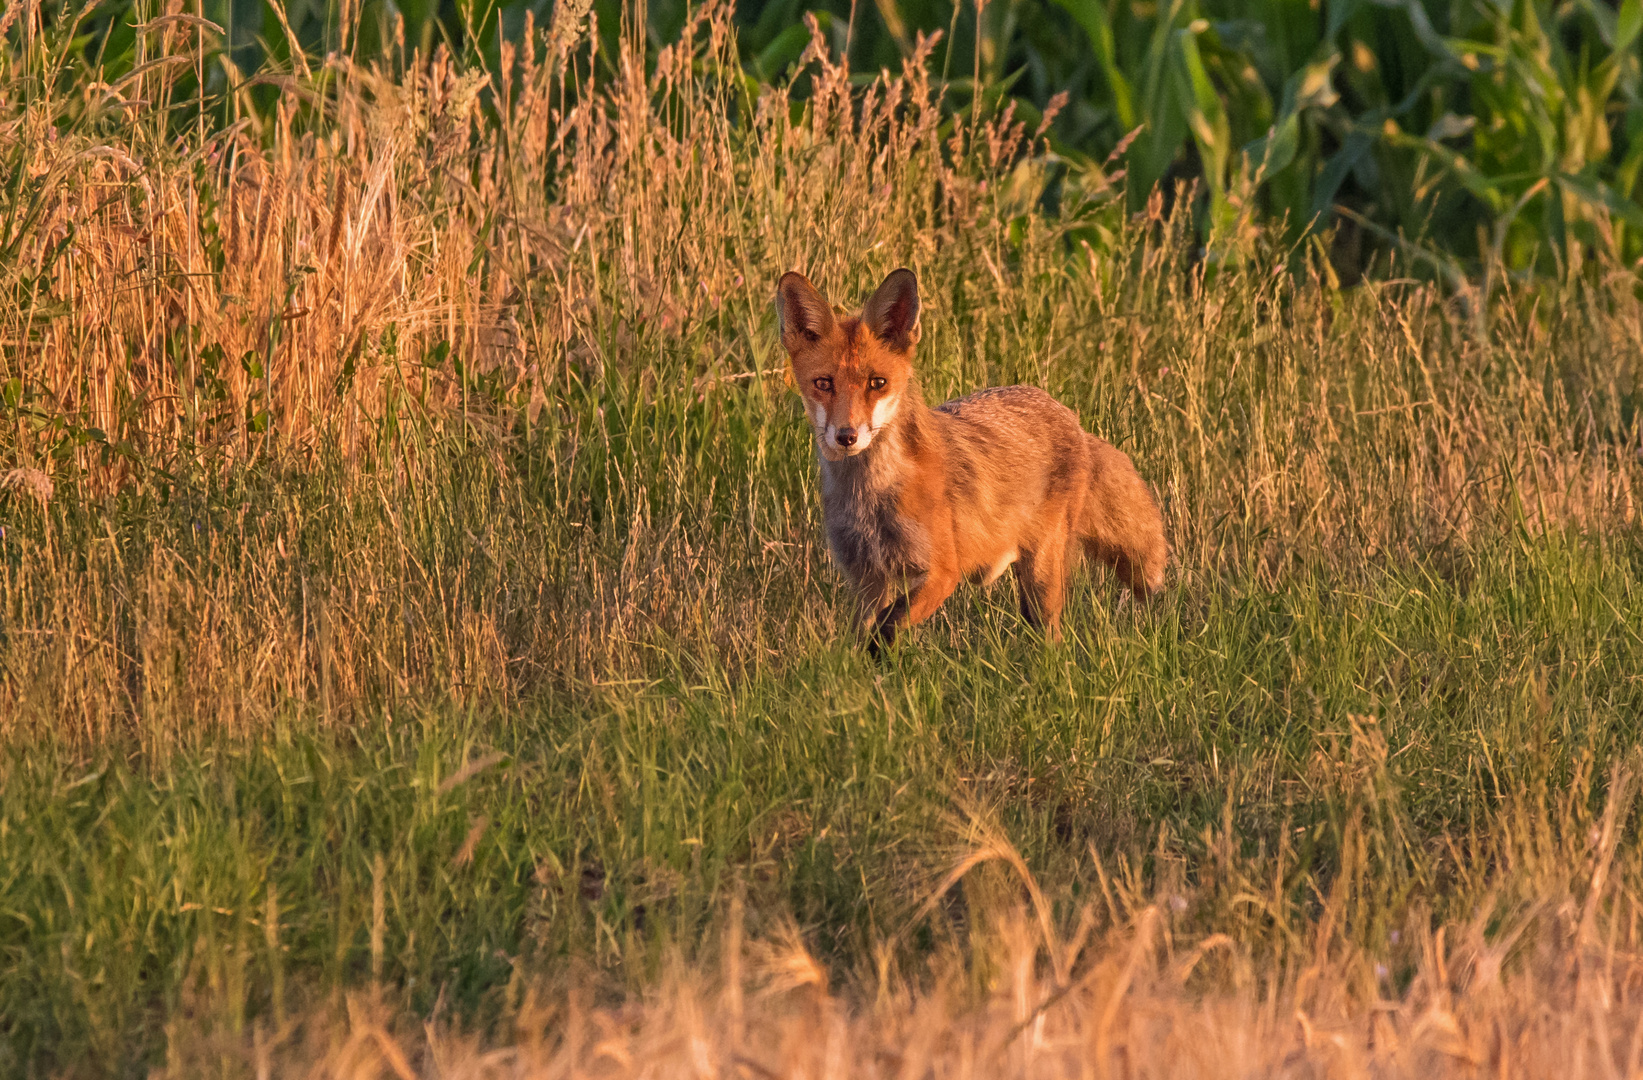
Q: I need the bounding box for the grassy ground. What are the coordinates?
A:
[4,7,1643,1077]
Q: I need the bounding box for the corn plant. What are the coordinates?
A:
[727,0,1643,274]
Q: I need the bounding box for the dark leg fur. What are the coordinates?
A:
[866,595,908,658]
[1013,546,1069,638]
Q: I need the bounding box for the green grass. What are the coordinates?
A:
[4,427,1641,1074]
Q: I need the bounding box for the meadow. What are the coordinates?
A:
[4,1,1643,1075]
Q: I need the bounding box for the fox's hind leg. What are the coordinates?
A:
[1014,535,1072,639]
[1080,435,1168,599]
[1015,458,1091,641]
[1013,554,1065,638]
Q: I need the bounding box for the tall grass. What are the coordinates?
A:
[4,0,1638,737]
[3,2,1643,1075]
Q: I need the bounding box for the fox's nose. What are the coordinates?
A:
[834,427,857,448]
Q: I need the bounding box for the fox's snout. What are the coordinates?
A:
[818,416,873,458]
[823,421,869,457]
[818,391,899,456]
[804,396,879,457]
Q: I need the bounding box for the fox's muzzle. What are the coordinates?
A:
[821,420,875,457]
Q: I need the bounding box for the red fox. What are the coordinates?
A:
[776,267,1167,650]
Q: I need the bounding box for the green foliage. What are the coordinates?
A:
[729,0,1643,274]
[18,0,1643,274]
[739,0,1643,271]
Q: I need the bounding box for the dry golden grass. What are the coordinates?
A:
[4,2,1022,458]
[228,936,1643,1080]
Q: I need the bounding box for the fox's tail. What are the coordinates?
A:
[1079,434,1168,597]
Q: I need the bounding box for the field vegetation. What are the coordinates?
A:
[3,0,1643,1075]
[214,0,1643,274]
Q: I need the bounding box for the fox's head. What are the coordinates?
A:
[775,268,921,461]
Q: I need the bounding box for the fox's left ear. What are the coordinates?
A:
[776,272,836,350]
[862,268,920,351]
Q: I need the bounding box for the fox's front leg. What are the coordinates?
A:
[865,594,908,658]
[854,581,898,651]
[864,564,961,656]
[866,518,963,653]
[899,565,960,627]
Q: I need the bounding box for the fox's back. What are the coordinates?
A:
[932,386,1089,513]
[935,384,1075,420]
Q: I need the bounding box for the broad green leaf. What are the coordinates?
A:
[1616,137,1643,201]
[752,24,810,81]
[1324,0,1362,40]
[1399,0,1455,59]
[1618,0,1643,53]
[1244,113,1299,179]
[1053,0,1135,130]
[1555,173,1643,232]
[1176,25,1229,181]
[1384,129,1511,213]
[1176,23,1235,236]
[1309,130,1376,224]
[872,0,912,54]
[1242,51,1336,208]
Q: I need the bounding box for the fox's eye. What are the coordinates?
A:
[868,376,888,391]
[813,377,834,392]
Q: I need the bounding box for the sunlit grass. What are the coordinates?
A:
[2,4,1643,1076]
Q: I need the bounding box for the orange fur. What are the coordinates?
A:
[777,268,1167,650]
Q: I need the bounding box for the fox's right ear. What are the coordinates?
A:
[776,272,835,350]
[862,268,920,351]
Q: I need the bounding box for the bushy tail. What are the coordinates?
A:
[1079,435,1168,597]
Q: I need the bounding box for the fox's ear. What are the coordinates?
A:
[775,272,835,349]
[862,268,920,350]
